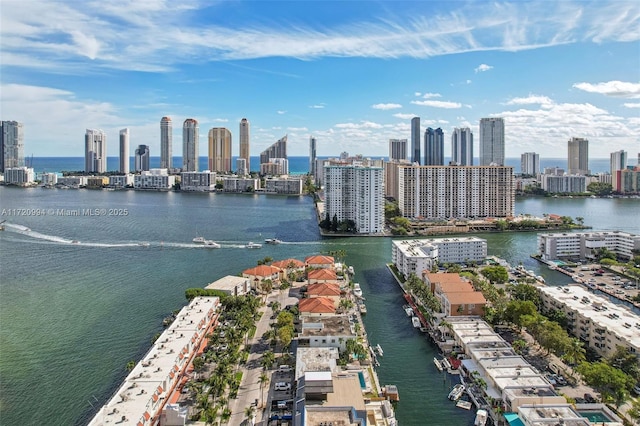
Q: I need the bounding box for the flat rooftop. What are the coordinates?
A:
[205,275,248,293]
[300,315,356,338]
[88,297,219,426]
[295,347,339,381]
[518,404,590,426]
[539,285,640,348]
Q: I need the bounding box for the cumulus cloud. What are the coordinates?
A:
[372,103,402,110]
[475,64,493,73]
[573,81,640,98]
[393,113,418,119]
[623,102,640,108]
[421,92,442,99]
[506,95,554,107]
[309,104,325,109]
[411,100,462,109]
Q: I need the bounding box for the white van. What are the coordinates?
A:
[278,365,291,372]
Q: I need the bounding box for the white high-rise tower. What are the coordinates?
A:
[182,119,199,172]
[119,128,130,174]
[160,117,172,169]
[85,129,107,173]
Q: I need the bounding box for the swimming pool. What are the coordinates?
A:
[578,410,614,422]
[358,371,366,389]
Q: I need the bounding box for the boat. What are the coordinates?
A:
[71,240,79,244]
[447,384,465,401]
[457,400,473,410]
[376,344,384,356]
[433,357,443,372]
[404,306,414,317]
[348,266,355,275]
[192,236,206,244]
[203,240,220,248]
[138,242,150,247]
[411,316,421,328]
[353,283,363,298]
[359,304,367,314]
[474,409,488,426]
[441,358,452,370]
[246,242,262,249]
[264,238,282,245]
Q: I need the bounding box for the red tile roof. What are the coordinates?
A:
[299,297,336,313]
[305,255,335,265]
[307,283,341,296]
[272,258,305,269]
[445,292,487,304]
[308,268,337,281]
[242,265,282,277]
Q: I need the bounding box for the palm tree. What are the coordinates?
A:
[261,350,275,370]
[244,405,255,426]
[220,407,232,424]
[258,373,269,408]
[562,338,586,366]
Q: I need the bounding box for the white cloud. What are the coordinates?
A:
[506,95,554,107]
[287,127,308,132]
[421,92,442,99]
[411,100,462,109]
[372,103,402,110]
[475,64,493,73]
[212,118,228,122]
[623,102,640,108]
[277,110,287,115]
[335,121,384,130]
[393,113,417,120]
[573,81,640,98]
[3,1,639,72]
[309,105,325,109]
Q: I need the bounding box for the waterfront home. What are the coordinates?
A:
[271,258,305,272]
[305,255,335,269]
[307,268,338,284]
[298,297,336,317]
[205,275,251,296]
[241,265,283,289]
[423,272,469,293]
[441,292,487,317]
[306,283,341,307]
[297,315,356,351]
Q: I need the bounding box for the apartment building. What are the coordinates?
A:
[398,165,514,220]
[538,231,640,261]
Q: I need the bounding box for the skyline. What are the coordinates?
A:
[1,1,639,158]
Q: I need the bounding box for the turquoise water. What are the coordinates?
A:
[0,187,637,425]
[358,371,366,389]
[577,411,614,422]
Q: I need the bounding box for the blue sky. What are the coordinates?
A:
[1,0,639,159]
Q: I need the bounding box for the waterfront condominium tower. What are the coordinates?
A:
[324,163,385,234]
[85,128,107,173]
[520,152,540,176]
[479,117,505,166]
[610,150,628,175]
[451,127,473,166]
[1,120,24,172]
[160,116,172,169]
[424,127,444,166]
[239,118,250,173]
[260,135,287,165]
[309,136,317,175]
[389,138,407,162]
[182,118,199,172]
[567,137,590,175]
[208,127,232,172]
[135,144,150,172]
[411,117,421,164]
[119,128,130,174]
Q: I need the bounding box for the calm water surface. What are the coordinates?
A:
[0,188,637,425]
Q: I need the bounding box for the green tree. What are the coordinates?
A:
[627,398,640,424]
[504,300,538,330]
[607,345,640,381]
[244,405,255,425]
[260,350,275,370]
[258,372,269,408]
[331,214,339,232]
[512,339,528,354]
[577,361,635,407]
[587,182,613,196]
[562,338,586,366]
[508,283,541,307]
[481,265,509,284]
[192,356,205,372]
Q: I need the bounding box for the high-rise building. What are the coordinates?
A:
[239,118,250,173]
[208,127,232,172]
[85,129,107,173]
[324,164,385,234]
[1,121,25,172]
[567,137,590,175]
[135,145,150,172]
[479,117,505,166]
[610,150,628,175]
[451,127,473,166]
[398,165,515,220]
[389,138,407,162]
[424,128,444,166]
[182,118,199,172]
[520,152,540,176]
[260,135,287,166]
[411,117,421,164]
[309,136,317,176]
[160,117,172,169]
[1,121,24,172]
[119,128,130,174]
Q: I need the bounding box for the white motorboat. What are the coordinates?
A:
[404,306,414,317]
[376,344,384,356]
[353,283,363,298]
[348,266,355,274]
[474,409,488,426]
[433,357,443,372]
[264,238,282,245]
[193,236,206,244]
[138,242,150,247]
[411,316,421,328]
[448,384,465,401]
[204,240,221,248]
[246,242,262,249]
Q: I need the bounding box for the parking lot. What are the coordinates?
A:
[563,263,640,303]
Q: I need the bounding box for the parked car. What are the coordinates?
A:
[634,384,640,396]
[554,374,567,386]
[546,374,557,385]
[584,393,597,403]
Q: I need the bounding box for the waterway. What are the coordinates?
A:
[0,187,638,425]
